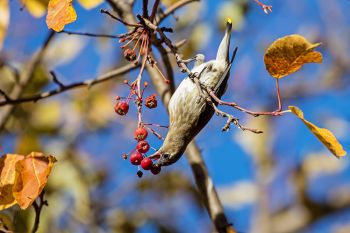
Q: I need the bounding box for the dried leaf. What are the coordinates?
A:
[264,34,323,78]
[77,0,103,9]
[21,0,49,18]
[0,0,9,51]
[289,106,346,158]
[13,152,57,209]
[0,154,24,210]
[46,0,77,32]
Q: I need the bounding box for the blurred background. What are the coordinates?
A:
[1,0,350,232]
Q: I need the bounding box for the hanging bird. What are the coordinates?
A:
[152,19,237,166]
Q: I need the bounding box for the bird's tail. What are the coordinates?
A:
[216,18,233,63]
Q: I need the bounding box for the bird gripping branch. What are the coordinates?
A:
[152,19,236,166]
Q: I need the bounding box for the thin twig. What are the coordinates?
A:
[31,191,48,233]
[0,89,12,101]
[254,0,272,14]
[0,63,138,107]
[149,0,161,22]
[142,0,149,17]
[50,71,64,89]
[100,8,140,27]
[60,30,128,39]
[0,31,55,131]
[158,0,199,24]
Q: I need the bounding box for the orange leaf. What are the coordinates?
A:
[13,152,56,209]
[46,0,77,32]
[289,106,347,158]
[0,154,24,210]
[264,34,322,78]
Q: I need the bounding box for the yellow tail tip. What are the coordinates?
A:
[227,18,232,24]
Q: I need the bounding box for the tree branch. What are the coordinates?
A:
[0,63,138,107]
[0,31,55,131]
[31,191,48,233]
[158,0,199,24]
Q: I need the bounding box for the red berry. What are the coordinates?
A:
[114,102,129,116]
[141,157,153,170]
[134,128,148,141]
[145,94,157,109]
[137,140,150,153]
[150,165,161,175]
[130,152,143,165]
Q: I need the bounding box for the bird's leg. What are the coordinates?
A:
[209,101,263,133]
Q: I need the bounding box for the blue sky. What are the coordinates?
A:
[2,0,350,232]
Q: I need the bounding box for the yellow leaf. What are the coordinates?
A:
[21,0,49,18]
[13,152,57,209]
[46,0,77,32]
[0,154,24,210]
[264,34,323,78]
[77,0,103,9]
[0,0,9,51]
[289,106,346,158]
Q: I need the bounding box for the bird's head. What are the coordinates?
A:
[149,148,184,167]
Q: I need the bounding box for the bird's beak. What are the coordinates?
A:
[226,18,233,34]
[148,152,160,160]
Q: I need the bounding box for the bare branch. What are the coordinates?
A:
[0,63,138,107]
[60,30,128,39]
[0,89,12,102]
[0,31,55,131]
[31,191,48,233]
[50,71,64,89]
[158,0,199,24]
[100,8,140,27]
[142,0,149,17]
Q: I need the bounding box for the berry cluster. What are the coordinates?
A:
[124,127,161,178]
[114,80,165,178]
[119,27,150,66]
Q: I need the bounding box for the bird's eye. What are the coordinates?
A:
[163,153,170,159]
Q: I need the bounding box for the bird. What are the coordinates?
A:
[151,19,237,167]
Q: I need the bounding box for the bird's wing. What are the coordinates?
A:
[213,47,238,96]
